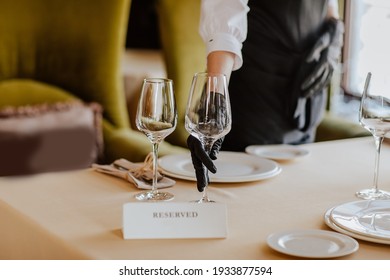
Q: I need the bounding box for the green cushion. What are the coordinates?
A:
[0,79,78,108]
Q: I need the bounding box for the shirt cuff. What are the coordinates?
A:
[206,33,243,70]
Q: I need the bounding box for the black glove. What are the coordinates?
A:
[300,18,344,98]
[187,135,224,192]
[291,18,344,131]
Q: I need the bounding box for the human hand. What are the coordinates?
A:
[187,135,224,192]
[300,18,344,97]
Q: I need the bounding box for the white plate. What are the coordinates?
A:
[330,200,390,240]
[159,151,281,183]
[324,207,390,245]
[245,144,309,161]
[267,229,359,258]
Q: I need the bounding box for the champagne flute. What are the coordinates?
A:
[356,72,390,200]
[135,78,177,201]
[185,72,232,203]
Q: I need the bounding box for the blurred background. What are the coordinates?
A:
[2,0,389,175]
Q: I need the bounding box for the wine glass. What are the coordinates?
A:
[185,72,232,203]
[135,78,177,201]
[356,72,390,200]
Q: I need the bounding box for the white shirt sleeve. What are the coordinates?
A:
[199,0,250,70]
[328,0,340,18]
[199,0,339,70]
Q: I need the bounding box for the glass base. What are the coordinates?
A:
[355,188,390,200]
[135,190,174,202]
[192,197,215,203]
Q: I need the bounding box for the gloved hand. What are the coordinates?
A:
[187,135,224,192]
[300,18,344,98]
[290,18,344,131]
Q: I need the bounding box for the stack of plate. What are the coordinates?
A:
[159,151,282,183]
[324,200,390,244]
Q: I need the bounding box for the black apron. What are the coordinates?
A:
[223,0,329,151]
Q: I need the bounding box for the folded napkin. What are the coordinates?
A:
[92,153,175,189]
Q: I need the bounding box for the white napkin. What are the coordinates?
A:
[92,156,175,190]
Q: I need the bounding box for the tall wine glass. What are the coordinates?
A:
[135,78,177,201]
[185,72,232,203]
[356,72,390,200]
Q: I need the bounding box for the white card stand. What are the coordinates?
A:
[123,202,227,239]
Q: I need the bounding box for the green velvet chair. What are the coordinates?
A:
[0,0,186,164]
[156,0,370,145]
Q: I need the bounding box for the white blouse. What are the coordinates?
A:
[199,0,340,70]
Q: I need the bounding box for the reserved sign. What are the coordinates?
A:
[122,202,227,239]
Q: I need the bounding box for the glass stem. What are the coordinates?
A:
[373,135,384,192]
[202,139,214,201]
[152,142,159,194]
[201,169,209,201]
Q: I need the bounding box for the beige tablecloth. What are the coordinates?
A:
[1,137,390,260]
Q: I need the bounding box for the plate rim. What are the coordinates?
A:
[245,144,309,160]
[266,229,359,258]
[324,207,390,245]
[330,200,390,240]
[160,166,282,183]
[159,151,281,183]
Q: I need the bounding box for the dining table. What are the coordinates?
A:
[1,136,390,260]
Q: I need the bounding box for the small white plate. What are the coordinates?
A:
[159,151,281,183]
[330,200,390,240]
[267,229,359,258]
[245,144,309,161]
[324,207,390,245]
